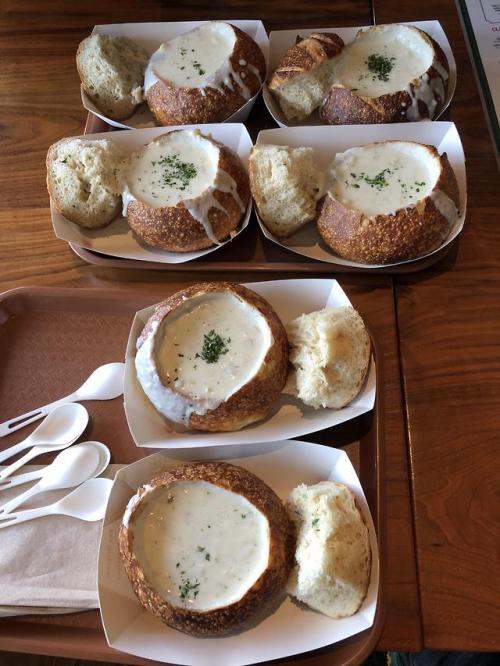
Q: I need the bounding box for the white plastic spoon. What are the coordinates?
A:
[0,362,124,437]
[0,440,110,492]
[0,477,113,529]
[0,441,110,515]
[0,403,88,469]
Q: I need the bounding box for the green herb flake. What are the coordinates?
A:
[312,518,319,529]
[365,53,396,82]
[199,329,230,364]
[178,578,200,601]
[158,153,197,191]
[205,553,211,561]
[197,546,205,552]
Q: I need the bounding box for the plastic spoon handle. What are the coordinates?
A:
[0,395,75,438]
[0,503,56,529]
[0,438,36,464]
[0,447,51,482]
[0,482,41,515]
[0,469,43,491]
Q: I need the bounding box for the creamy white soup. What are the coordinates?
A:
[148,22,236,89]
[131,481,270,610]
[338,24,434,98]
[124,131,219,209]
[327,141,440,217]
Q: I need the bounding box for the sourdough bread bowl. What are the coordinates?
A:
[123,129,250,252]
[267,32,344,122]
[119,461,294,636]
[135,282,289,432]
[145,21,266,125]
[77,34,149,120]
[320,24,450,125]
[317,140,460,264]
[46,137,122,229]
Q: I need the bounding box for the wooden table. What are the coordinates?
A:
[0,0,498,660]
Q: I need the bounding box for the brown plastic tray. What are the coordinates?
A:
[69,112,454,274]
[0,285,385,665]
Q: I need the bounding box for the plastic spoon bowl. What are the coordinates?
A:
[0,362,124,437]
[0,441,110,492]
[0,477,113,529]
[0,441,111,515]
[0,403,89,470]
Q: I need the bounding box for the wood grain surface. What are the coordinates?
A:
[375,0,500,652]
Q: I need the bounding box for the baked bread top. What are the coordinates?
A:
[46,137,122,229]
[286,306,371,409]
[287,480,371,619]
[268,32,344,121]
[77,34,149,120]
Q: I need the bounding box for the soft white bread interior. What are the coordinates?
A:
[286,306,370,409]
[77,34,149,120]
[249,144,319,238]
[286,481,371,619]
[46,138,122,229]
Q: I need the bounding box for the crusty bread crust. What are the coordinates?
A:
[119,461,295,636]
[317,143,460,264]
[320,29,450,125]
[137,282,289,432]
[268,32,344,89]
[126,133,250,252]
[146,25,266,125]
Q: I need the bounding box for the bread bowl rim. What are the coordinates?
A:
[80,21,269,130]
[262,21,456,128]
[132,281,289,432]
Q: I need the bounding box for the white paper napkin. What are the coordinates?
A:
[0,464,122,613]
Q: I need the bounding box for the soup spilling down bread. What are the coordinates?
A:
[133,282,372,432]
[268,23,450,125]
[77,21,266,124]
[46,129,250,252]
[119,462,372,636]
[249,140,460,264]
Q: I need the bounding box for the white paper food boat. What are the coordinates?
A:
[82,21,269,129]
[98,441,380,665]
[124,278,376,448]
[262,20,456,128]
[254,122,466,269]
[49,123,252,264]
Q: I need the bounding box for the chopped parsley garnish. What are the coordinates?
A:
[157,153,197,191]
[205,553,211,561]
[197,546,205,552]
[365,53,396,82]
[241,513,247,519]
[192,61,206,76]
[178,578,200,601]
[361,168,392,189]
[312,518,319,529]
[198,329,230,364]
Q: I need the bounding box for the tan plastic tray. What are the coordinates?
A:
[67,112,455,275]
[0,285,385,665]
